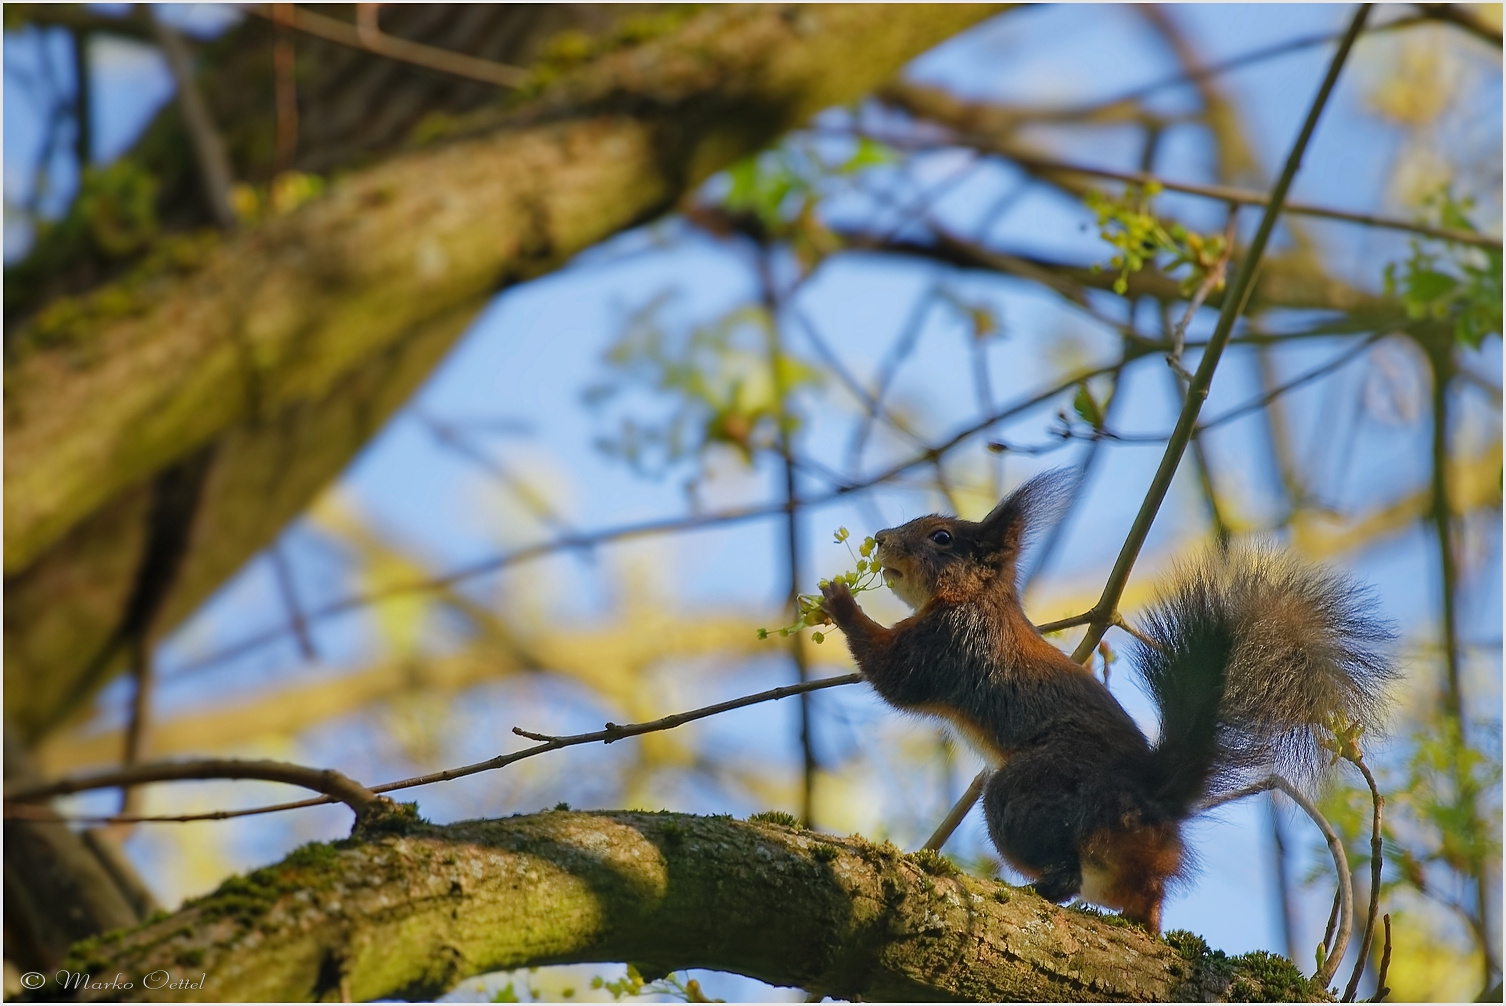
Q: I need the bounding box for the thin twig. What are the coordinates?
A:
[13,675,864,826]
[791,305,930,453]
[846,282,940,472]
[1324,887,1343,958]
[1095,332,1383,445]
[862,131,1501,251]
[1110,612,1159,651]
[762,255,821,829]
[269,542,318,661]
[1370,914,1392,1002]
[1033,15,1426,123]
[246,4,529,87]
[1166,209,1240,378]
[1269,791,1299,961]
[150,10,236,229]
[1343,753,1386,1002]
[1204,774,1354,988]
[4,758,386,822]
[922,769,988,852]
[1069,5,1373,667]
[172,360,1130,678]
[271,4,298,173]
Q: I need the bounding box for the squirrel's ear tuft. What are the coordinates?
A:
[978,469,1075,561]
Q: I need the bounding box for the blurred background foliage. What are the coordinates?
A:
[3,4,1501,1002]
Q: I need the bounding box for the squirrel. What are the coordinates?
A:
[819,469,1395,932]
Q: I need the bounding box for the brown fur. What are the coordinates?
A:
[821,470,1395,934]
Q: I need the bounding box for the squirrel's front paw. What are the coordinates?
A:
[819,580,859,626]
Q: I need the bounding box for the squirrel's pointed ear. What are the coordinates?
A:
[978,469,1074,560]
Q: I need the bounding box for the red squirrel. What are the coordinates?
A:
[819,470,1394,932]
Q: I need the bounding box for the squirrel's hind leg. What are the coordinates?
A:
[982,764,1083,903]
[1079,824,1180,934]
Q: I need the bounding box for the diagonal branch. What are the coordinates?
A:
[245,3,530,88]
[149,10,236,229]
[921,4,1375,853]
[1068,3,1373,664]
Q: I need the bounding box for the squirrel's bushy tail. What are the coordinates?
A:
[1133,545,1398,814]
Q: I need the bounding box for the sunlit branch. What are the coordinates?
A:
[4,758,389,825]
[1016,14,1427,125]
[1204,774,1354,988]
[12,675,864,826]
[1069,4,1372,664]
[843,125,1502,250]
[170,356,1128,678]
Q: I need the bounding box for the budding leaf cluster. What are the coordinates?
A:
[1084,182,1228,297]
[758,528,883,644]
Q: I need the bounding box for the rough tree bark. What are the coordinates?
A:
[48,812,1319,1003]
[3,4,1009,740]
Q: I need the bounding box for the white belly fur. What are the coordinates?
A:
[1079,863,1122,910]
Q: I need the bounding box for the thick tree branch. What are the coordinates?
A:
[4,3,1009,738]
[54,811,1318,1003]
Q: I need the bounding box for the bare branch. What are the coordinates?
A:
[1204,774,1354,989]
[16,675,863,826]
[1372,914,1393,1001]
[245,3,530,88]
[921,769,987,852]
[1343,753,1387,1002]
[1069,5,1373,665]
[150,10,236,229]
[1415,3,1503,46]
[3,757,391,827]
[858,107,1502,250]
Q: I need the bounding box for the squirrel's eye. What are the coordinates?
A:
[929,529,953,546]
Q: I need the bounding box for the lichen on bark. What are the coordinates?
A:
[50,811,1323,1003]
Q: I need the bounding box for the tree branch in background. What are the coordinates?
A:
[5,3,1009,743]
[869,93,1502,250]
[1069,3,1372,664]
[149,9,236,230]
[247,2,529,87]
[11,675,863,827]
[918,5,1374,854]
[268,541,318,662]
[4,758,397,831]
[271,4,299,173]
[1416,3,1504,46]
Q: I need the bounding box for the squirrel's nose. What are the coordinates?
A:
[874,530,890,546]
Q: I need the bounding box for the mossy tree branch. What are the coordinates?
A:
[3,3,1008,739]
[54,811,1320,1003]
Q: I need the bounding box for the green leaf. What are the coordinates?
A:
[1408,269,1459,302]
